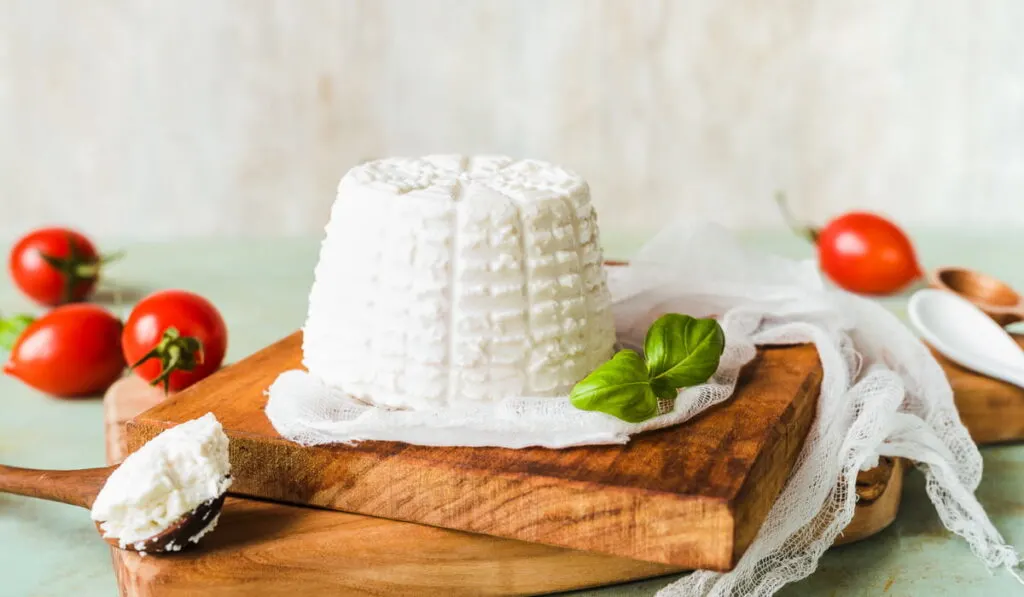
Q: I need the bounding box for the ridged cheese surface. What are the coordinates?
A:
[301,155,616,410]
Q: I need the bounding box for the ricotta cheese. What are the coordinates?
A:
[301,155,618,410]
[90,413,231,548]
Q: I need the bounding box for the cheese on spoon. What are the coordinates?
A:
[90,413,231,548]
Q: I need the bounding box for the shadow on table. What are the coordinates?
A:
[91,282,152,306]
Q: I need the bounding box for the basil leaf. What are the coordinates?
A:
[0,314,35,352]
[644,314,725,388]
[570,350,659,423]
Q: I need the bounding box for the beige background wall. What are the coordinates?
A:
[2,0,1022,240]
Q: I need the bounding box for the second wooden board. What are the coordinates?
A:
[930,335,1024,445]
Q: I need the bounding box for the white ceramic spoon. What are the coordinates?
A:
[908,288,1024,389]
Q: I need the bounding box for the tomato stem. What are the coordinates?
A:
[75,250,126,278]
[775,192,821,244]
[129,327,205,393]
[38,235,125,303]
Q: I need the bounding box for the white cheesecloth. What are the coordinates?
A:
[265,220,1022,595]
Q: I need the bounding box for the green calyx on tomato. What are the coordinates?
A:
[37,233,124,304]
[0,313,35,352]
[128,327,205,393]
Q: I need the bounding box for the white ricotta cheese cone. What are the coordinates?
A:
[301,155,617,411]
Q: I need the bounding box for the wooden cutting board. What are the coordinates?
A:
[128,331,823,571]
[931,335,1024,445]
[108,377,901,597]
[105,377,679,597]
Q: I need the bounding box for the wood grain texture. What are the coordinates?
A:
[110,496,682,597]
[128,331,823,571]
[105,376,173,465]
[931,335,1024,445]
[0,464,112,509]
[833,457,903,547]
[106,376,900,597]
[105,376,680,597]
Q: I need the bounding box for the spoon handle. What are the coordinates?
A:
[0,464,113,509]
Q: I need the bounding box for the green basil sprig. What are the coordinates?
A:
[570,314,725,423]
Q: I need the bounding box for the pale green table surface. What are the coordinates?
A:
[2,230,1023,597]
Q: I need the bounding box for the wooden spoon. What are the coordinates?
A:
[0,463,226,552]
[929,266,1024,327]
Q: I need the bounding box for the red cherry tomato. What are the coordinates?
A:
[816,212,922,295]
[3,304,126,397]
[778,195,922,295]
[122,290,228,392]
[8,227,121,306]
